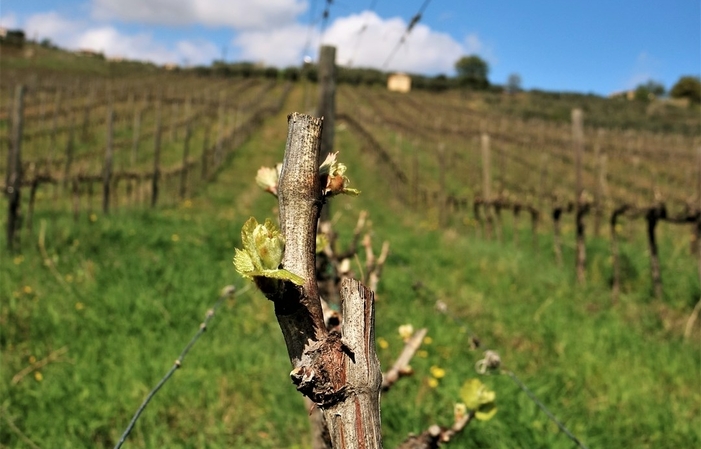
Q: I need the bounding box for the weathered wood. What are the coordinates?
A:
[179,98,192,200]
[201,120,210,181]
[151,99,162,208]
[215,91,225,166]
[610,205,628,301]
[63,89,78,191]
[263,113,384,449]
[48,89,61,167]
[646,205,664,299]
[438,143,447,228]
[553,206,563,267]
[131,103,142,165]
[481,134,493,239]
[6,85,25,251]
[321,279,383,449]
[317,45,336,222]
[593,129,603,237]
[103,105,114,213]
[572,108,586,284]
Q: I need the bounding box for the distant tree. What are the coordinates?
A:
[428,74,450,92]
[282,66,300,81]
[455,55,489,89]
[670,76,701,104]
[634,79,665,101]
[506,73,522,94]
[264,66,279,79]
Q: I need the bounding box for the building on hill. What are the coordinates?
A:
[388,73,411,93]
[608,90,635,100]
[77,49,104,58]
[0,29,26,47]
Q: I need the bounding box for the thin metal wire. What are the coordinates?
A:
[432,292,589,449]
[113,285,246,449]
[382,0,435,69]
[504,370,590,449]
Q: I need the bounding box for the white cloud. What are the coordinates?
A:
[24,11,77,43]
[91,0,307,30]
[19,11,217,65]
[233,23,311,66]
[323,11,465,74]
[0,12,18,29]
[624,51,661,89]
[231,11,490,74]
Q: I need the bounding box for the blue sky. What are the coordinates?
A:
[2,0,699,95]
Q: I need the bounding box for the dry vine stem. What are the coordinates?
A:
[269,113,383,448]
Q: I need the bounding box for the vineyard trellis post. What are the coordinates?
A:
[63,106,76,192]
[481,133,493,239]
[593,129,604,237]
[610,205,628,301]
[48,88,61,168]
[317,44,336,222]
[438,142,447,227]
[103,104,114,214]
[179,97,192,200]
[697,146,701,284]
[151,97,163,208]
[645,205,664,299]
[131,99,142,165]
[6,85,25,251]
[572,108,586,283]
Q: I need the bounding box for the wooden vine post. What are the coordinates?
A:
[179,97,192,200]
[103,104,114,213]
[696,146,701,285]
[6,85,25,251]
[151,98,162,208]
[481,134,493,239]
[610,205,629,301]
[572,108,586,283]
[317,45,336,221]
[256,113,383,448]
[645,204,664,299]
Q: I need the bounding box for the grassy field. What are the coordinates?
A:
[1,72,701,448]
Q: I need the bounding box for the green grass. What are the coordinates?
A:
[2,84,700,448]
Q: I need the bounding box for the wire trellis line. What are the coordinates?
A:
[114,284,245,449]
[433,296,590,449]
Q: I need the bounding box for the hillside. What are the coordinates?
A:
[1,50,700,448]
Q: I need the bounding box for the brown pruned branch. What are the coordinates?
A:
[258,113,383,448]
[363,233,390,294]
[382,328,427,391]
[397,411,476,449]
[11,346,70,385]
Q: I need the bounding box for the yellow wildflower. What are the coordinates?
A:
[34,372,43,382]
[428,378,439,388]
[430,366,446,379]
[171,234,180,242]
[377,337,389,349]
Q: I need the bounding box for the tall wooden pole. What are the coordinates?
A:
[179,97,192,200]
[6,85,25,251]
[481,134,493,239]
[572,108,586,283]
[102,104,114,213]
[151,98,162,208]
[317,45,336,221]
